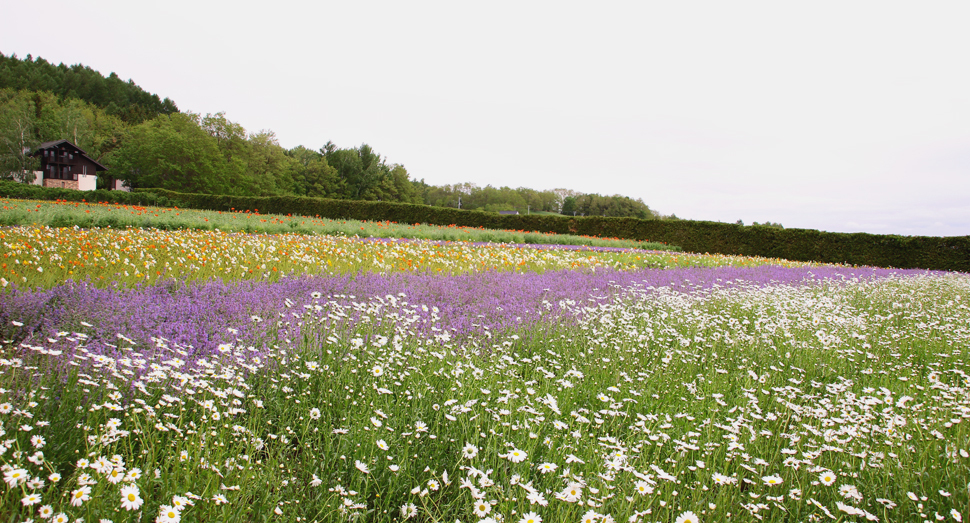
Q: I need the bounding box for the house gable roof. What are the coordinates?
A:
[32,139,108,171]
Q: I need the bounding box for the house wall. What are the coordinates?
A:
[25,174,98,191]
[43,179,80,190]
[78,174,97,191]
[113,179,131,192]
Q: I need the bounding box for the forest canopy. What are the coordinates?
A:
[0,53,178,124]
[0,52,658,218]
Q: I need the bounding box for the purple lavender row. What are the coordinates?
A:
[1,265,935,361]
[356,236,668,253]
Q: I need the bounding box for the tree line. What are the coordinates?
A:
[0,53,178,124]
[423,183,655,218]
[0,52,659,218]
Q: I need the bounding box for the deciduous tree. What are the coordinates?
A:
[108,112,232,194]
[0,91,39,181]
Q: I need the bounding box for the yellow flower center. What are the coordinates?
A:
[128,493,137,501]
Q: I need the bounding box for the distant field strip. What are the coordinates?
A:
[0,222,821,290]
[0,198,677,250]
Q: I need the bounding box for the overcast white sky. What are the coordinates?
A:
[3,1,969,236]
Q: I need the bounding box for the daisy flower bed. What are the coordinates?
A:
[0,225,968,523]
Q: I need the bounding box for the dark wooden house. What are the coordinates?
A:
[30,140,107,190]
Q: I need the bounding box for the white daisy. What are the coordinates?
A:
[819,471,836,486]
[106,467,125,484]
[120,484,143,511]
[400,502,417,519]
[675,511,700,523]
[634,480,653,495]
[559,483,582,503]
[157,504,181,523]
[505,448,527,463]
[70,485,91,506]
[537,462,557,474]
[762,475,783,486]
[3,468,28,487]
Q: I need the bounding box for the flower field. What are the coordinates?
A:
[0,198,678,251]
[0,223,809,290]
[0,217,968,523]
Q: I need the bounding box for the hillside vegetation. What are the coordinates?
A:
[0,52,657,218]
[0,53,177,124]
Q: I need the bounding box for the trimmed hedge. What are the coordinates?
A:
[0,180,183,208]
[135,189,969,272]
